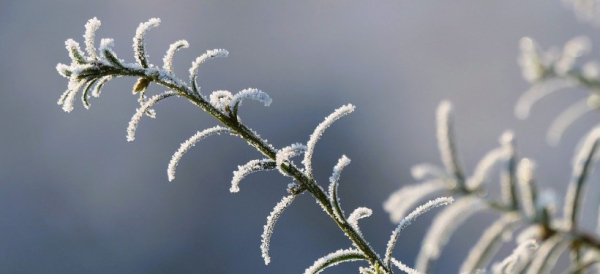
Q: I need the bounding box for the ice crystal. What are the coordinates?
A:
[230,159,276,193]
[162,40,189,74]
[127,91,178,142]
[133,18,160,68]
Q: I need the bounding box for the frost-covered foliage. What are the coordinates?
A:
[57,7,600,273]
[56,18,454,274]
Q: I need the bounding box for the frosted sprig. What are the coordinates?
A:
[303,104,355,179]
[127,91,178,142]
[459,213,521,274]
[329,155,351,222]
[209,90,233,113]
[564,126,600,229]
[410,163,448,181]
[384,197,454,270]
[436,101,466,187]
[229,88,272,117]
[391,258,421,274]
[415,197,485,273]
[167,126,233,182]
[303,248,366,274]
[133,18,160,68]
[347,207,372,237]
[83,17,101,60]
[276,143,307,176]
[230,159,276,193]
[162,40,189,74]
[189,49,229,94]
[514,79,575,120]
[467,146,507,191]
[499,131,519,208]
[261,195,296,265]
[547,95,600,146]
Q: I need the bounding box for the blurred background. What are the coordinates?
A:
[1,1,599,273]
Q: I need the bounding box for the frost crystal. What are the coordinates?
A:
[230,159,276,193]
[385,197,453,270]
[133,18,160,68]
[261,195,296,265]
[303,104,355,178]
[391,258,421,274]
[347,207,372,237]
[189,49,229,93]
[209,90,233,113]
[167,126,233,182]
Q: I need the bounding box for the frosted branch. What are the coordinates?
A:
[547,97,599,146]
[517,158,538,219]
[162,40,189,74]
[303,104,355,178]
[525,234,568,274]
[347,207,372,238]
[167,126,233,182]
[329,155,351,222]
[384,197,453,270]
[229,88,272,116]
[491,239,538,274]
[416,197,485,273]
[133,18,160,68]
[276,143,307,176]
[261,195,296,265]
[83,17,101,60]
[230,159,276,193]
[391,258,421,274]
[189,49,229,94]
[467,147,506,191]
[303,248,366,274]
[514,79,575,119]
[410,163,448,181]
[127,91,178,142]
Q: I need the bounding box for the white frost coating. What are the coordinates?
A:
[133,18,160,67]
[416,197,484,273]
[459,214,521,274]
[358,267,376,274]
[262,195,296,265]
[517,159,537,219]
[410,163,448,180]
[436,101,465,184]
[189,49,229,91]
[83,17,101,60]
[127,91,178,142]
[467,147,506,190]
[91,76,113,97]
[347,207,372,236]
[167,126,232,182]
[491,239,538,274]
[275,143,307,176]
[525,235,567,274]
[230,159,275,193]
[564,126,600,229]
[303,104,355,178]
[329,155,351,222]
[391,258,421,274]
[547,97,598,146]
[515,79,575,119]
[65,39,86,63]
[229,88,273,110]
[162,40,189,73]
[303,248,365,274]
[209,90,233,113]
[60,76,88,112]
[384,180,447,223]
[56,63,71,78]
[384,197,453,269]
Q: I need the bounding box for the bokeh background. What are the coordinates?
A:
[1,1,600,273]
